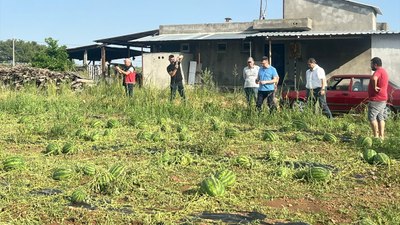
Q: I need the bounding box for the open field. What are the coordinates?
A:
[0,82,399,225]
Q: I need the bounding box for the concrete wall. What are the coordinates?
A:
[195,40,251,87]
[142,52,192,88]
[282,37,372,89]
[160,22,253,34]
[372,34,400,84]
[283,0,376,31]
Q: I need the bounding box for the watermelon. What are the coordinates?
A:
[75,128,85,138]
[225,127,240,138]
[43,143,60,155]
[307,166,332,182]
[276,167,291,178]
[3,156,24,171]
[137,131,152,141]
[358,137,373,148]
[160,124,171,132]
[267,149,281,161]
[178,153,194,166]
[373,153,390,165]
[215,169,236,187]
[363,149,377,164]
[109,164,125,178]
[176,124,188,133]
[295,133,306,142]
[178,133,191,141]
[61,142,76,154]
[263,130,278,141]
[71,189,87,204]
[151,132,164,142]
[91,120,103,128]
[82,164,96,176]
[52,168,74,180]
[200,175,225,197]
[235,156,253,168]
[94,171,114,192]
[106,119,119,128]
[84,132,100,141]
[323,133,337,143]
[103,129,112,136]
[292,119,308,130]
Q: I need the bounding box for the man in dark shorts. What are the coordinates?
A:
[368,57,389,140]
[166,54,186,101]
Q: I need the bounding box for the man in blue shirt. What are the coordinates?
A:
[256,56,279,112]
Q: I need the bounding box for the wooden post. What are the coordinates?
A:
[83,50,88,66]
[101,46,106,77]
[268,39,272,64]
[12,39,15,67]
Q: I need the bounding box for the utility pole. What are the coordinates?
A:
[12,38,15,67]
[259,0,266,20]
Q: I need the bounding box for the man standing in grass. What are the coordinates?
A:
[243,57,259,106]
[116,58,136,97]
[305,58,332,118]
[368,57,389,140]
[167,54,186,102]
[256,56,279,113]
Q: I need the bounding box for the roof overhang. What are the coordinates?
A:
[247,30,400,40]
[67,44,143,61]
[95,29,159,47]
[130,32,257,45]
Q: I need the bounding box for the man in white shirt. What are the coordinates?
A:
[243,57,260,106]
[305,58,332,118]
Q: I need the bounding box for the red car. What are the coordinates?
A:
[282,74,400,114]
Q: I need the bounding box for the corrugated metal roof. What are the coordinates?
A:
[130,32,256,43]
[248,30,400,38]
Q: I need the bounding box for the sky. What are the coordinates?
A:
[0,0,399,48]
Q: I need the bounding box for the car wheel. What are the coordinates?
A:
[291,100,306,112]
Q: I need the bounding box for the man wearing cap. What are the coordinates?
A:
[116,58,136,97]
[243,57,260,106]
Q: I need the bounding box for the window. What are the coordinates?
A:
[180,43,190,53]
[328,78,351,91]
[352,78,369,92]
[217,42,227,52]
[242,41,251,52]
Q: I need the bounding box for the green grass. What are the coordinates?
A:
[0,81,399,224]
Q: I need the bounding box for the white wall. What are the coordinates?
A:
[372,35,400,84]
[142,53,192,88]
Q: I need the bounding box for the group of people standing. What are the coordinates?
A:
[117,54,389,140]
[243,56,389,139]
[243,56,332,117]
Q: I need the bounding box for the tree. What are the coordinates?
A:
[0,39,45,63]
[31,38,74,71]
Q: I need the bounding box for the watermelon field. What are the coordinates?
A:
[0,82,399,225]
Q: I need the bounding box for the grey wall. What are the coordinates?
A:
[372,35,400,84]
[283,0,376,31]
[282,37,371,89]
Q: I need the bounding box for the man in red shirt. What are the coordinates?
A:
[368,57,389,139]
[116,58,136,97]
